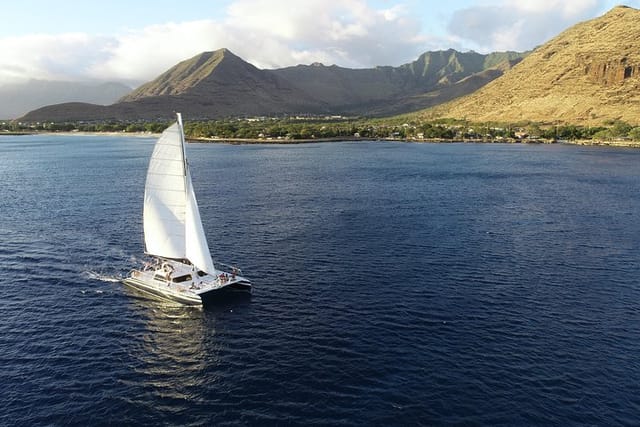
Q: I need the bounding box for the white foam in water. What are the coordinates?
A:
[84,270,121,283]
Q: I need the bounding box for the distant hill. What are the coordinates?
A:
[20,48,525,122]
[422,5,640,124]
[0,80,131,120]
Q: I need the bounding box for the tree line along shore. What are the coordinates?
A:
[2,117,640,146]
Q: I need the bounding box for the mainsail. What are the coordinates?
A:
[143,113,216,275]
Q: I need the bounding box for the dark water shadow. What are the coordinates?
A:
[201,291,252,314]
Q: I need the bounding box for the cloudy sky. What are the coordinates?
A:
[1,0,636,87]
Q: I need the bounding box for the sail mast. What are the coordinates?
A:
[176,112,187,181]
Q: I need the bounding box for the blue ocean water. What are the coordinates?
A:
[1,135,640,425]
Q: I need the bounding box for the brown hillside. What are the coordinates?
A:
[424,5,640,125]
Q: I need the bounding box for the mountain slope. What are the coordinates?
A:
[271,49,524,114]
[424,5,640,124]
[369,68,506,116]
[398,50,523,86]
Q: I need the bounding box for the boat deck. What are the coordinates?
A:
[122,260,251,305]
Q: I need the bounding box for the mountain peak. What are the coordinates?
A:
[207,48,241,60]
[119,48,252,102]
[606,4,634,13]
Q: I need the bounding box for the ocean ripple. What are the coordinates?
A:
[1,138,640,425]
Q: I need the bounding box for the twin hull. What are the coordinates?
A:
[122,263,251,306]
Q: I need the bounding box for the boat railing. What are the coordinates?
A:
[213,260,243,275]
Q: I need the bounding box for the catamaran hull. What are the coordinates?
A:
[122,277,252,306]
[122,277,203,306]
[197,281,252,298]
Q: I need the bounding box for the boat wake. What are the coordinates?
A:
[84,270,122,283]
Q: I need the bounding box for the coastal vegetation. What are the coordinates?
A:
[3,116,640,144]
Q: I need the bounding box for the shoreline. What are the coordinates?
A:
[1,130,161,138]
[189,136,640,148]
[4,131,640,147]
[187,136,365,144]
[561,138,640,148]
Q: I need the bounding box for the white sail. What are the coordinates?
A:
[143,122,186,259]
[185,171,216,274]
[143,113,216,275]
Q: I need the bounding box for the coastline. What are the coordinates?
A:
[561,138,640,148]
[1,130,161,138]
[5,130,640,147]
[187,136,365,144]
[45,131,162,138]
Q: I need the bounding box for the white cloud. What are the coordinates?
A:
[0,33,111,84]
[88,20,227,84]
[0,0,434,87]
[514,0,599,17]
[223,0,429,68]
[447,0,606,52]
[5,0,610,87]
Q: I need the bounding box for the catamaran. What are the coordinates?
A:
[122,113,251,305]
